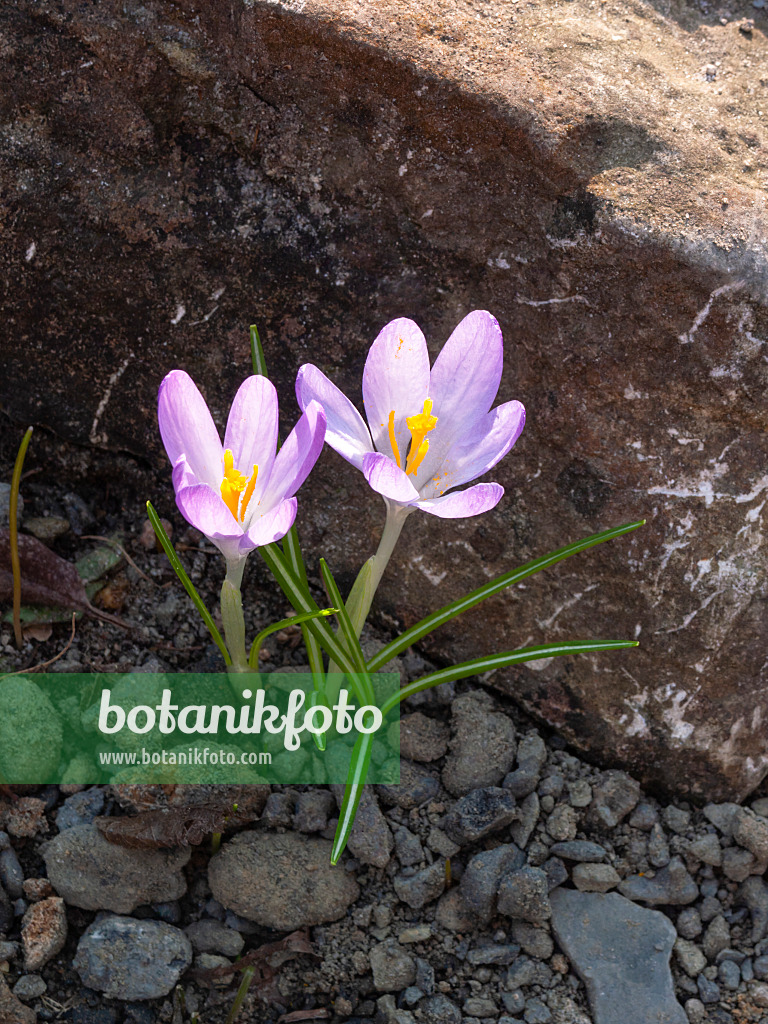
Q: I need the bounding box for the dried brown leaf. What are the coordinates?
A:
[95,805,238,849]
[0,530,132,629]
[192,930,316,991]
[0,529,90,611]
[22,623,53,642]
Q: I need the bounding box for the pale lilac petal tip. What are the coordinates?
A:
[296,364,373,470]
[262,400,326,505]
[158,370,223,491]
[223,375,279,481]
[362,452,421,504]
[414,482,504,519]
[362,318,430,456]
[239,498,298,553]
[428,310,505,437]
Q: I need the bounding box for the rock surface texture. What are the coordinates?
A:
[1,0,768,798]
[208,831,360,929]
[550,888,687,1024]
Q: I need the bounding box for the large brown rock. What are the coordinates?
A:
[1,0,767,799]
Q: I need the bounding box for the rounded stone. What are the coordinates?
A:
[73,916,192,1001]
[12,975,46,1002]
[43,824,190,913]
[572,863,621,893]
[370,939,416,992]
[209,831,359,930]
[21,897,67,971]
[497,867,551,923]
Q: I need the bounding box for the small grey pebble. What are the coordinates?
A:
[403,986,423,1006]
[0,847,25,899]
[13,974,47,1001]
[697,974,721,1004]
[677,907,703,939]
[662,805,691,834]
[629,802,658,831]
[684,998,706,1024]
[524,997,552,1024]
[718,959,741,990]
[567,779,592,807]
[0,940,19,961]
[152,901,182,924]
[538,773,564,799]
[700,896,722,922]
[502,990,526,1013]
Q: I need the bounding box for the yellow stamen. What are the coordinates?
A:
[388,410,402,469]
[405,398,438,476]
[408,439,430,476]
[220,449,258,522]
[240,464,259,520]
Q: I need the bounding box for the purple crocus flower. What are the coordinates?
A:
[158,371,326,569]
[295,310,525,519]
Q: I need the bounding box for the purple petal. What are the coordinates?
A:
[426,401,526,497]
[296,364,373,469]
[427,310,504,442]
[158,371,222,490]
[171,454,197,493]
[413,482,504,518]
[256,400,326,511]
[362,452,420,504]
[239,498,298,553]
[223,376,279,485]
[175,482,244,562]
[362,318,430,461]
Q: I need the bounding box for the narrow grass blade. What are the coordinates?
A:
[327,557,374,680]
[307,690,330,752]
[10,427,33,648]
[331,730,373,864]
[247,327,330,702]
[368,520,645,671]
[283,524,327,698]
[259,543,360,680]
[319,558,375,704]
[225,965,256,1024]
[146,501,231,665]
[380,639,638,717]
[247,607,337,669]
[249,324,268,377]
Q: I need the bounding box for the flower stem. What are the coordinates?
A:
[325,501,410,691]
[350,500,410,634]
[221,561,249,690]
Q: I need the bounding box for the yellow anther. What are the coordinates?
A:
[408,439,430,476]
[405,398,437,476]
[388,410,402,469]
[220,449,258,522]
[240,464,259,520]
